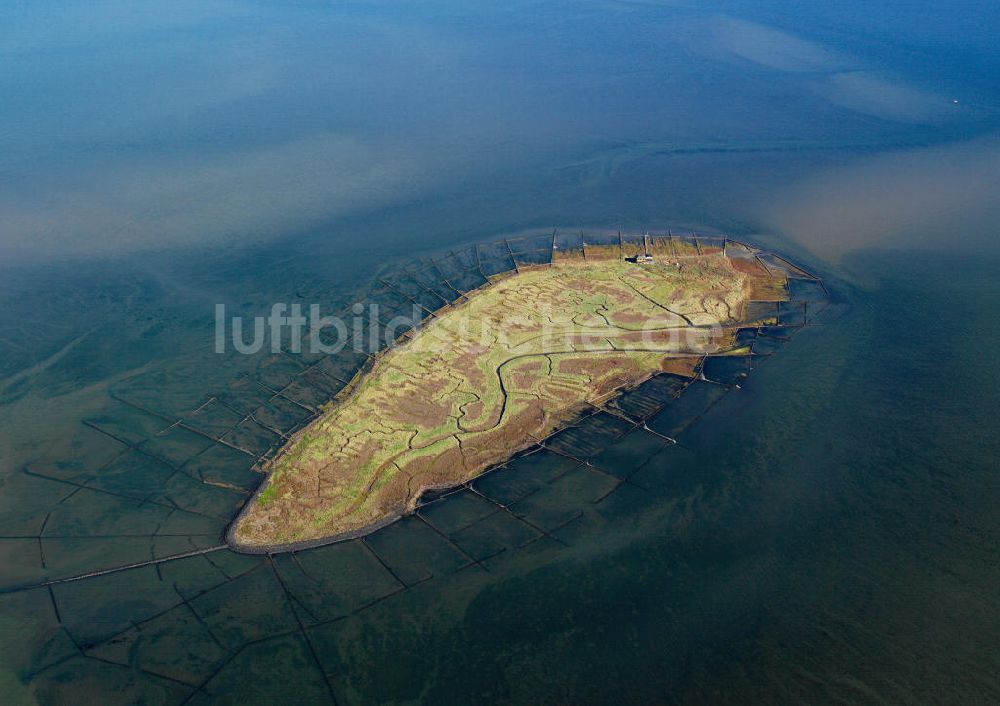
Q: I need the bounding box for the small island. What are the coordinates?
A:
[231,237,788,548]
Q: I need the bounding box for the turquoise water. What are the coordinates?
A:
[1,1,999,703]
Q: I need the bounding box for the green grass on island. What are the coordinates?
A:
[233,247,787,546]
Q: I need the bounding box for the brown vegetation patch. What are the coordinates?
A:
[728,256,760,273]
[660,356,701,377]
[461,400,484,423]
[581,244,621,260]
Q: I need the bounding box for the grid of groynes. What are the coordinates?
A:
[1,232,830,702]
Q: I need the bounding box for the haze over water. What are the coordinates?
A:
[1,1,998,703]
